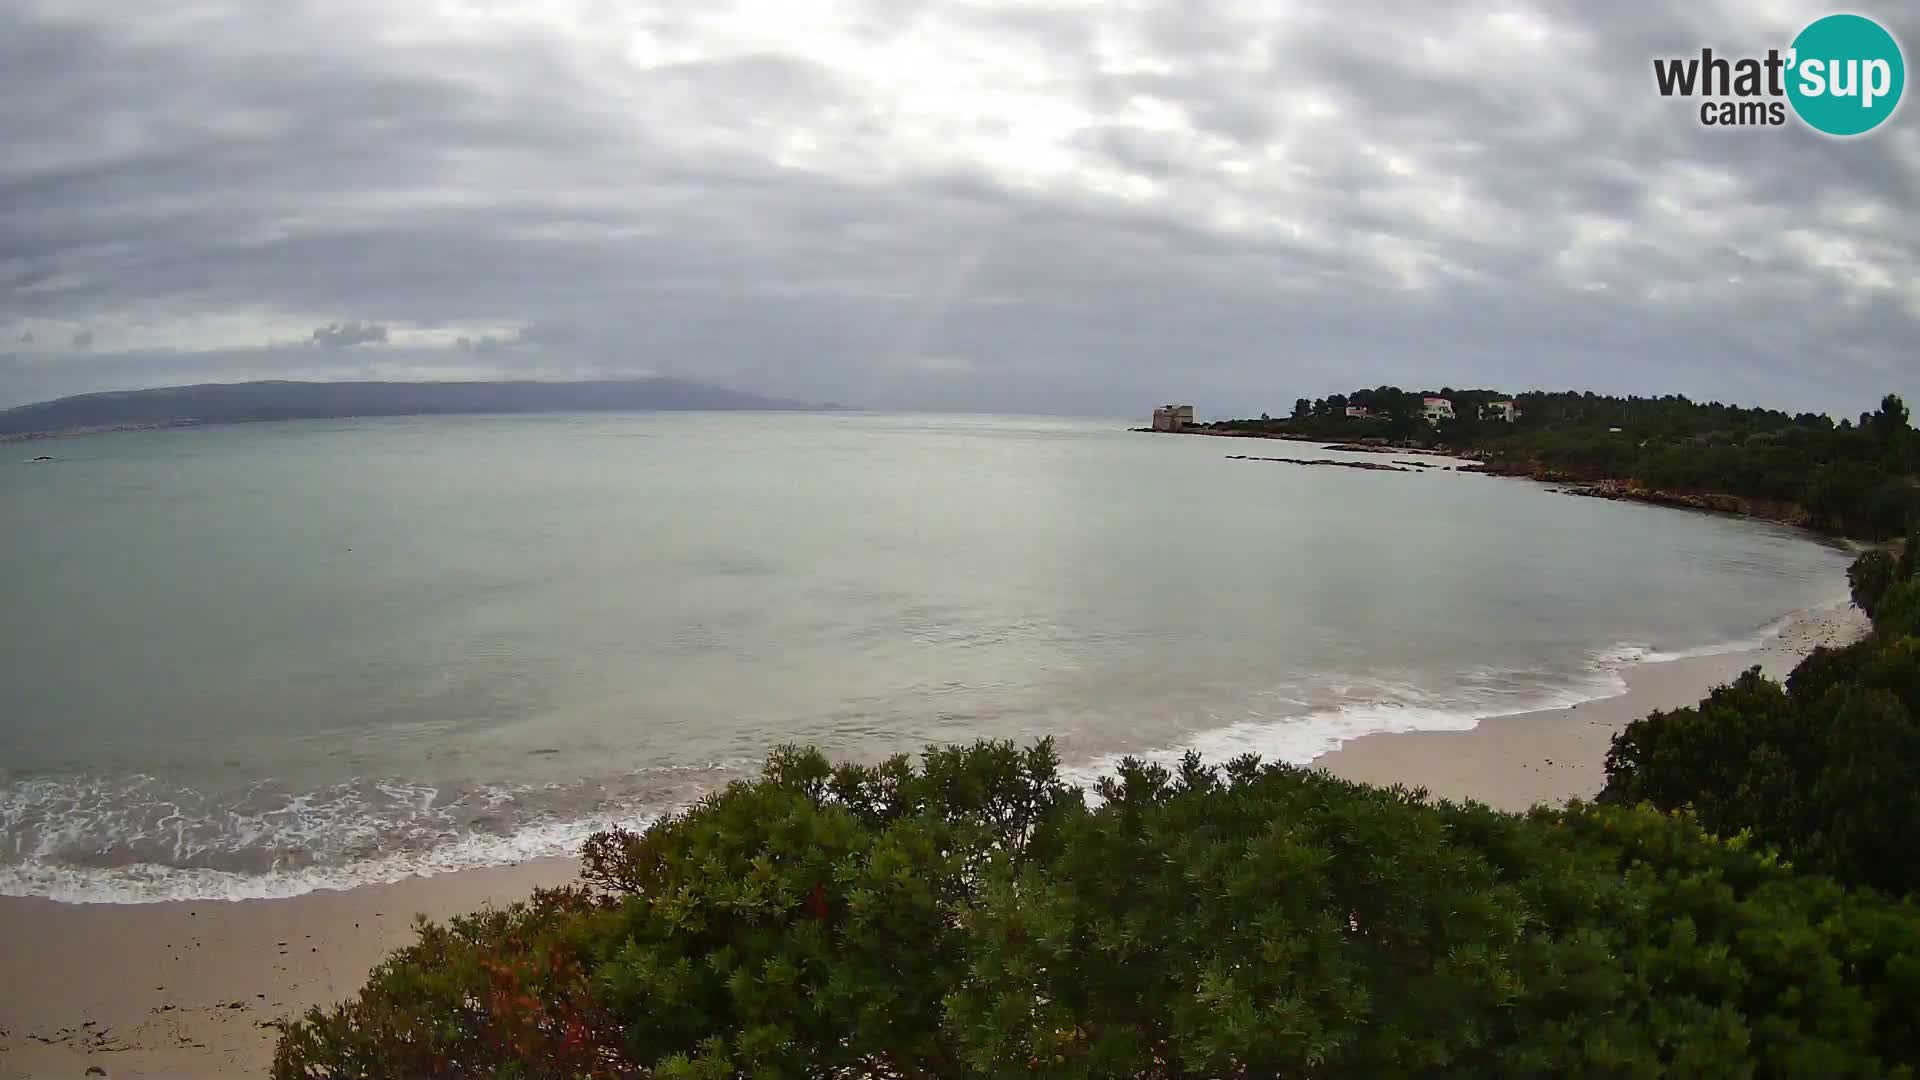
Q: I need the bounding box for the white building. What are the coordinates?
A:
[1421,396,1455,424]
[1481,400,1520,423]
[1152,404,1196,432]
[1344,405,1372,419]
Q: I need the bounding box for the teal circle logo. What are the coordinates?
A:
[1787,14,1904,136]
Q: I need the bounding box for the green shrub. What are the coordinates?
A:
[1878,578,1920,639]
[1602,642,1920,896]
[1601,551,1920,897]
[1850,549,1899,617]
[276,742,1920,1079]
[1602,667,1807,849]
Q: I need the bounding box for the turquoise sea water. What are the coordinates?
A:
[0,412,1852,901]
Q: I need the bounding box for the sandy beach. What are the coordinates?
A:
[0,858,580,1079]
[0,603,1870,1079]
[1317,603,1868,810]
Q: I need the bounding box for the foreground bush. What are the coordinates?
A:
[1604,547,1920,896]
[275,740,1920,1079]
[1850,548,1899,616]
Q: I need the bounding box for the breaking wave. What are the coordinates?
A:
[0,767,732,904]
[1,608,1824,904]
[1061,607,1812,792]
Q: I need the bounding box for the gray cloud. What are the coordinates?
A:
[69,330,93,348]
[309,322,389,348]
[0,0,1915,416]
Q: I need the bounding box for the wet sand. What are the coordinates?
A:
[1317,603,1868,810]
[0,604,1870,1079]
[0,859,578,1079]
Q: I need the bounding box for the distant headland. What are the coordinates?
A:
[1136,386,1918,541]
[0,378,843,441]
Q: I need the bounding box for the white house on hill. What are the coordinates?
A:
[1421,396,1455,424]
[1481,400,1520,422]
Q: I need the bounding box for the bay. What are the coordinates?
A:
[0,412,1850,900]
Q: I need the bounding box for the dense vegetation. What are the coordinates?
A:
[1602,540,1920,896]
[274,401,1920,1077]
[278,733,1920,1078]
[1208,389,1920,538]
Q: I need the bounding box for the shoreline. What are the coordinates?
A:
[0,858,583,1079]
[1314,600,1865,810]
[0,604,1870,1078]
[1131,425,1851,539]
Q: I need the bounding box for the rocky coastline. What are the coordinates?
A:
[1460,458,1814,529]
[1135,425,1819,532]
[1557,482,1811,527]
[1225,454,1410,472]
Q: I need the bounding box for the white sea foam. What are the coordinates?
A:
[0,607,1834,904]
[0,811,656,904]
[1612,611,1799,664]
[0,768,730,904]
[1058,608,1816,795]
[1059,665,1627,793]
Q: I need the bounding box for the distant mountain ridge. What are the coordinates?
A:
[0,378,833,438]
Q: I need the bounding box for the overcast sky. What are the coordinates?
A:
[1,0,1915,417]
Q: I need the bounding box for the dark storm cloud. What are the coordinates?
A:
[310,322,389,348]
[0,0,1914,415]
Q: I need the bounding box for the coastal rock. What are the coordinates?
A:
[1558,480,1809,525]
[1196,428,1315,441]
[1457,453,1806,522]
[1226,455,1409,472]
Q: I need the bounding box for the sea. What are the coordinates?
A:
[0,412,1854,902]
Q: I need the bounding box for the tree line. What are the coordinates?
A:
[1601,538,1920,896]
[1210,389,1919,538]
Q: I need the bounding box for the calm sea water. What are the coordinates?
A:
[0,413,1851,901]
